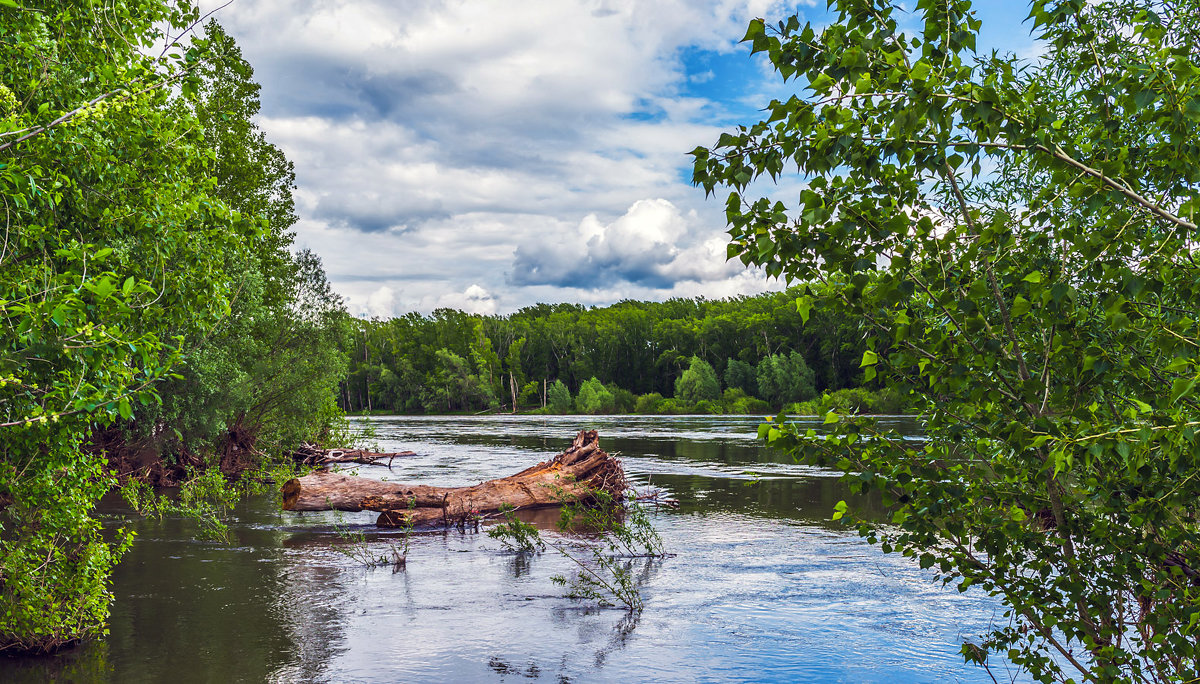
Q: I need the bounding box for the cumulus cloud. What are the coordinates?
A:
[197,0,827,313]
[363,286,399,319]
[511,199,744,289]
[428,284,499,315]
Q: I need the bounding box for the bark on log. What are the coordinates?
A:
[281,430,625,528]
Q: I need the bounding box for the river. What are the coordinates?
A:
[3,415,1027,683]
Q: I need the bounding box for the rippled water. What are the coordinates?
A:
[3,415,1028,683]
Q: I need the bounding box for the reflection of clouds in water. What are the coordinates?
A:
[269,549,355,683]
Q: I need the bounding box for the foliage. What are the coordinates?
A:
[145,249,348,458]
[421,348,496,412]
[330,494,414,570]
[487,504,546,553]
[756,352,817,406]
[787,388,907,416]
[122,460,310,543]
[550,553,644,612]
[489,490,665,613]
[0,0,259,652]
[558,489,665,558]
[546,379,573,413]
[576,377,616,414]
[722,388,773,415]
[694,1,1200,680]
[674,356,721,403]
[340,288,868,414]
[0,3,347,652]
[634,392,665,414]
[551,489,665,612]
[723,358,758,396]
[330,508,412,570]
[608,384,637,413]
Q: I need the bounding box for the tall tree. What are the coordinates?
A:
[694,0,1200,679]
[675,356,721,403]
[0,0,259,652]
[138,20,347,465]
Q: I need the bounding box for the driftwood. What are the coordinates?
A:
[291,442,416,467]
[281,430,625,528]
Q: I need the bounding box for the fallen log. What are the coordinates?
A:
[291,442,416,467]
[281,430,625,528]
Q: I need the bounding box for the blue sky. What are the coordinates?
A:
[200,0,1041,317]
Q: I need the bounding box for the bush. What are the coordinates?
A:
[576,377,616,414]
[731,396,772,415]
[674,356,720,403]
[657,398,687,415]
[608,385,636,414]
[634,392,664,414]
[723,358,757,395]
[546,379,572,413]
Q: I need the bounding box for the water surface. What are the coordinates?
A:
[4,415,1026,683]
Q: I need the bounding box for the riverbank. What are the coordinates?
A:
[344,387,916,418]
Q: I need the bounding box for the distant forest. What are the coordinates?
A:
[338,287,906,415]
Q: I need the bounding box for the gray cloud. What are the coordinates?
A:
[510,199,743,290]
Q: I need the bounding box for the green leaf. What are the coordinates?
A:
[122,276,136,297]
[832,500,848,521]
[1022,271,1042,284]
[118,398,133,421]
[810,73,834,93]
[795,295,813,324]
[1010,295,1031,318]
[860,349,878,367]
[741,18,765,43]
[1170,377,1197,405]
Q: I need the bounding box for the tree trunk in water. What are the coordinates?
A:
[280,430,624,528]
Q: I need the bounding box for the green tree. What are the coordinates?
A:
[694,0,1200,679]
[756,353,816,407]
[0,0,267,652]
[576,377,616,414]
[546,379,573,413]
[423,349,495,412]
[674,356,721,403]
[723,358,758,396]
[109,19,347,470]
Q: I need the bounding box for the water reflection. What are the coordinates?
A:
[0,415,1022,683]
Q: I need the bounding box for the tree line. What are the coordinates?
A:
[338,288,904,416]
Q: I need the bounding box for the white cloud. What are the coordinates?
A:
[363,285,399,319]
[511,198,745,289]
[188,0,1042,314]
[429,284,498,315]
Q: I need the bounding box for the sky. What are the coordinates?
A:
[197,0,1041,318]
